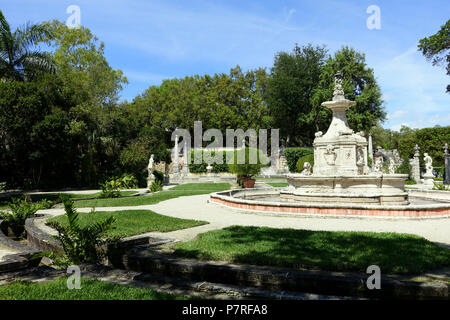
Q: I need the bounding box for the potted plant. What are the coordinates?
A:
[228,148,268,188]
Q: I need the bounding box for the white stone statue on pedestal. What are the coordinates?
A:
[423,153,434,187]
[147,154,155,188]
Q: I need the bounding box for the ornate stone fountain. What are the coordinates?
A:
[280,72,409,205]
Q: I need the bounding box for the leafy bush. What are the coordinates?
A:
[433,182,449,191]
[118,174,138,189]
[396,158,412,178]
[405,179,417,185]
[99,180,121,199]
[150,180,163,193]
[283,148,314,172]
[296,154,315,172]
[228,148,268,179]
[152,170,165,184]
[45,195,119,266]
[0,182,6,192]
[0,196,49,238]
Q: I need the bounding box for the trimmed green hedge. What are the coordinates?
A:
[283,148,313,172]
[188,150,230,173]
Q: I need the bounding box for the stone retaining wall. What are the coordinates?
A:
[0,219,41,273]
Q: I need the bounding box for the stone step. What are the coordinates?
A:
[119,249,449,300]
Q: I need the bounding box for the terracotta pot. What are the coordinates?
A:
[242,177,255,188]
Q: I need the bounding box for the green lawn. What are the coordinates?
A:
[75,183,230,208]
[47,209,208,237]
[266,182,288,187]
[0,191,137,209]
[0,277,187,300]
[173,226,450,274]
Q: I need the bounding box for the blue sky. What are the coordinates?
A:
[2,0,449,130]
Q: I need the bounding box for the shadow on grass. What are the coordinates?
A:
[173,226,450,275]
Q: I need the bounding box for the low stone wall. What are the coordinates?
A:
[210,189,450,218]
[0,219,41,273]
[24,215,174,267]
[169,173,237,185]
[122,249,448,300]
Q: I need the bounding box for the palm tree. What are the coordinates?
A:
[0,10,54,81]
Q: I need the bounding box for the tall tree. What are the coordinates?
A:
[312,46,386,135]
[265,44,328,146]
[418,19,450,93]
[0,10,54,81]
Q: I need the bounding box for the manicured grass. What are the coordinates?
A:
[75,183,230,208]
[266,183,288,187]
[173,226,450,274]
[0,277,188,300]
[47,210,208,237]
[0,191,137,208]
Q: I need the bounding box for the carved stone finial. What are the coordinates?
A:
[333,71,345,101]
[414,144,420,157]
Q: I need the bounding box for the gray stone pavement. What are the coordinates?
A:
[37,194,450,247]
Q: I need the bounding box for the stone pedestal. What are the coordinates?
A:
[444,144,450,185]
[423,174,434,187]
[410,145,421,183]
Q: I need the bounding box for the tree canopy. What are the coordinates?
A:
[418,19,450,93]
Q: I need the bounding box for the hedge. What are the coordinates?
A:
[188,150,231,173]
[283,148,314,172]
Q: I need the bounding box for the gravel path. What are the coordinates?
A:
[38,194,450,246]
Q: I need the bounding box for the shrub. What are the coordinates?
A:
[150,180,163,192]
[0,196,49,238]
[0,182,6,192]
[118,174,138,189]
[45,195,119,267]
[188,150,230,173]
[228,148,268,179]
[296,154,315,172]
[396,158,412,178]
[405,179,417,185]
[152,170,165,184]
[433,182,449,191]
[99,179,121,199]
[283,148,314,172]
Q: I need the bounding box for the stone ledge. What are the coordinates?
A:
[0,219,42,273]
[120,249,449,300]
[210,189,450,218]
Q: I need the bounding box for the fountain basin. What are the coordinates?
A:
[210,188,450,218]
[282,174,409,205]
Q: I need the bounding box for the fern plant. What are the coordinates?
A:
[0,196,49,238]
[150,180,163,192]
[45,195,119,266]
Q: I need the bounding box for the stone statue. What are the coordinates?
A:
[148,154,154,173]
[147,154,155,188]
[373,157,383,173]
[333,71,345,100]
[301,162,312,176]
[388,158,396,174]
[424,153,433,176]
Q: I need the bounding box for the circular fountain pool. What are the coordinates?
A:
[210,188,450,218]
